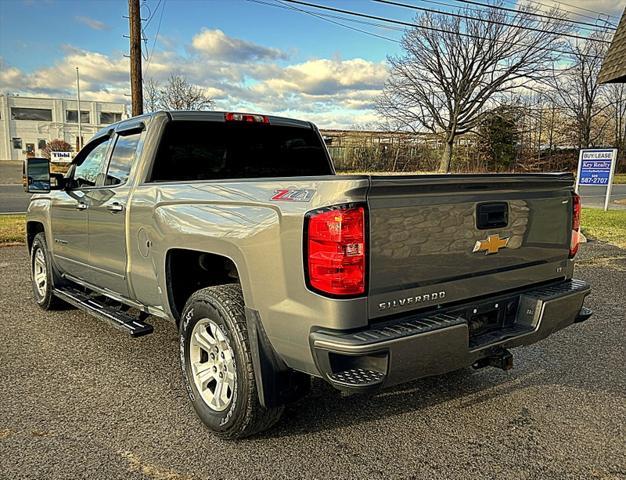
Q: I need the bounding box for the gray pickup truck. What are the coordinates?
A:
[24,111,592,438]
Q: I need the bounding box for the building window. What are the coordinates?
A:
[66,110,90,124]
[100,112,122,124]
[10,107,53,121]
[38,139,47,150]
[12,138,22,149]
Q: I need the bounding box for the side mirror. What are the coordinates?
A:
[24,157,51,193]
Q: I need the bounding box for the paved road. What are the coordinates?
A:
[0,242,624,479]
[578,184,626,210]
[0,185,30,214]
[0,161,22,185]
[2,183,626,214]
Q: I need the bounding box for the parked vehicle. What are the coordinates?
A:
[24,111,592,438]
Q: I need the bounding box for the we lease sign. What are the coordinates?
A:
[575,149,618,210]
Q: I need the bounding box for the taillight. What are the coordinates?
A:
[305,205,366,297]
[224,112,269,123]
[570,192,581,258]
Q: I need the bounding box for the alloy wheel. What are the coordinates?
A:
[33,248,47,298]
[189,318,237,412]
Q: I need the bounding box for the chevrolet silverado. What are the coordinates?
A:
[24,111,592,438]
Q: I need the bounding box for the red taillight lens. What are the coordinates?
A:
[305,205,366,297]
[570,192,581,258]
[224,112,269,123]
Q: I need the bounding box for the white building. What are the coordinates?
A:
[0,94,128,161]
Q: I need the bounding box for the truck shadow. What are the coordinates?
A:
[257,332,617,440]
[259,366,531,439]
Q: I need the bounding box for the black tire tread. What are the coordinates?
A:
[31,233,64,310]
[183,284,284,439]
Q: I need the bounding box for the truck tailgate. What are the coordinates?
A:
[367,174,574,319]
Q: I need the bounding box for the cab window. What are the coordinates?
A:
[73,139,111,187]
[105,132,142,186]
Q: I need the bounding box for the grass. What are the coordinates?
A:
[0,214,25,245]
[581,208,626,249]
[613,173,626,184]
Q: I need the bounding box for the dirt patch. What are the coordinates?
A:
[120,451,195,480]
[576,255,626,272]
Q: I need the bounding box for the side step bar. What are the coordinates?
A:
[53,287,153,337]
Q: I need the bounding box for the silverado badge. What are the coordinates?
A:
[473,234,509,255]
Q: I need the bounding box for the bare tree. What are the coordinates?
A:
[143,74,214,111]
[605,83,626,161]
[549,31,611,149]
[143,78,162,113]
[377,2,569,172]
[160,74,214,110]
[42,139,72,159]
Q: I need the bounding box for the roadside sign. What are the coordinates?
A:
[50,151,73,163]
[575,148,618,211]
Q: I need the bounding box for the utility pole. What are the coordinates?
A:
[128,0,143,116]
[76,67,82,150]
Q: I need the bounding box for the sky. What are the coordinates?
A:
[0,0,624,128]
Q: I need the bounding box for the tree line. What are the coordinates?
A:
[376,2,625,173]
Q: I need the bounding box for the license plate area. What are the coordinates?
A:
[456,297,521,347]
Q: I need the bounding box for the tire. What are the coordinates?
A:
[179,284,284,439]
[30,232,64,310]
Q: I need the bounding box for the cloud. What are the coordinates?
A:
[0,29,388,129]
[517,0,624,23]
[75,15,111,31]
[254,58,387,96]
[191,29,288,62]
[552,0,625,18]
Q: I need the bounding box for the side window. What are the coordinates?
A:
[105,132,141,186]
[74,139,111,187]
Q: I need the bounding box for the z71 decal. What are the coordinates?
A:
[271,189,315,202]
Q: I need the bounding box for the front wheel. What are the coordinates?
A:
[30,233,64,310]
[179,284,284,439]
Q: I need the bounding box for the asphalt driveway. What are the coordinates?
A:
[0,242,624,479]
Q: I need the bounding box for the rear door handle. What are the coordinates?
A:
[107,202,124,213]
[76,202,88,211]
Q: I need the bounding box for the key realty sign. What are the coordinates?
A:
[575,148,618,211]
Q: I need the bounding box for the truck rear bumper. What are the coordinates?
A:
[310,279,591,392]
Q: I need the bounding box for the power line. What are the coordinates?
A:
[143,0,163,28]
[250,0,601,60]
[275,0,608,57]
[447,0,616,31]
[141,29,149,60]
[145,0,166,77]
[527,0,617,20]
[258,0,401,43]
[501,0,618,27]
[250,0,404,32]
[371,0,612,43]
[281,0,400,43]
[398,0,492,18]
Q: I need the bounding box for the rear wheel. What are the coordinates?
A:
[179,284,284,439]
[30,233,64,310]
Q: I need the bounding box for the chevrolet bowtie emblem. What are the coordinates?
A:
[473,234,509,255]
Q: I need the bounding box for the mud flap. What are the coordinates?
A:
[245,308,310,408]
